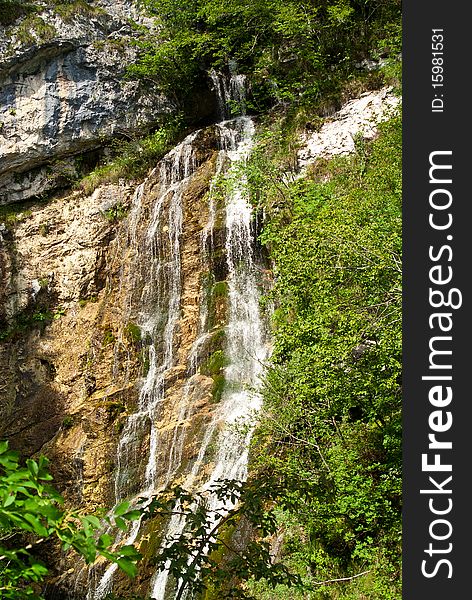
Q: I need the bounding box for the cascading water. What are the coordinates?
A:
[210,61,247,121]
[149,79,269,600]
[89,132,199,600]
[88,68,269,600]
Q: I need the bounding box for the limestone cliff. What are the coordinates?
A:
[0,0,171,205]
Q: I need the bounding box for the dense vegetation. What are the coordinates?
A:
[244,113,402,598]
[132,0,401,115]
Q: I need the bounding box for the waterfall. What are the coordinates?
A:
[210,62,247,121]
[89,132,199,600]
[88,67,268,600]
[149,116,268,599]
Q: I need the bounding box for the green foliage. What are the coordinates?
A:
[0,1,38,27]
[247,114,402,597]
[14,14,56,44]
[127,477,302,599]
[0,441,142,599]
[79,118,185,194]
[124,322,142,344]
[130,0,401,113]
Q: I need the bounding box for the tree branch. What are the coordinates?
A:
[313,569,371,585]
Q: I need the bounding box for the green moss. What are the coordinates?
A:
[139,348,150,376]
[102,328,116,346]
[62,415,74,429]
[201,272,229,330]
[78,295,98,308]
[0,201,36,227]
[124,322,141,344]
[105,401,126,421]
[200,350,227,377]
[207,327,226,355]
[15,15,56,45]
[38,223,49,236]
[200,349,227,403]
[52,0,105,21]
[212,281,228,297]
[134,512,167,568]
[202,521,238,600]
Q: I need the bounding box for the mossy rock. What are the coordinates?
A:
[200,348,227,403]
[137,512,167,563]
[207,327,226,355]
[0,0,37,27]
[200,350,227,377]
[102,328,116,346]
[139,347,150,376]
[61,414,74,429]
[105,400,126,421]
[124,321,141,345]
[211,373,225,403]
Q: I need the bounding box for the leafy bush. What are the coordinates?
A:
[0,441,141,599]
[248,113,402,597]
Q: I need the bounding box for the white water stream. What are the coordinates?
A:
[90,70,268,600]
[90,132,199,600]
[149,115,268,600]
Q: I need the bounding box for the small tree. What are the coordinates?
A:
[1,440,301,599]
[0,441,141,599]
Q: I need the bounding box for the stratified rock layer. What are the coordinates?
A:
[0,0,170,205]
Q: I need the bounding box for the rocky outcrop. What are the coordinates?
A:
[0,0,170,205]
[0,122,229,596]
[297,86,401,170]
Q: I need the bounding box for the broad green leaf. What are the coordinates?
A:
[113,500,130,516]
[117,558,137,578]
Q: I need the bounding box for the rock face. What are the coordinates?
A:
[0,0,170,205]
[0,122,230,596]
[297,87,401,170]
[0,75,400,597]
